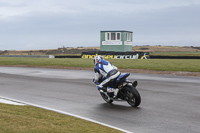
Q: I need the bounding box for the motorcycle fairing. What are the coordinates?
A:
[116,73,130,83]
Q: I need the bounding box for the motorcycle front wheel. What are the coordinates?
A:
[100,92,113,103]
[123,86,141,107]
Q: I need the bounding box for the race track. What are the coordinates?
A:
[0,67,200,133]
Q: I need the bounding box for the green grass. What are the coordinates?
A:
[0,57,200,72]
[0,103,122,133]
[109,59,200,72]
[0,58,92,67]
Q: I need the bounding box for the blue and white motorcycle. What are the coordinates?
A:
[96,73,141,107]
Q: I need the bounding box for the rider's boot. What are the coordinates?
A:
[113,89,119,99]
[107,87,114,93]
[107,87,114,97]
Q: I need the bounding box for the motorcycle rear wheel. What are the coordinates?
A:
[100,92,113,103]
[123,86,141,107]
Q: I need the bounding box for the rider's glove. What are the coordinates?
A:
[96,84,103,90]
[97,86,101,90]
[93,79,100,85]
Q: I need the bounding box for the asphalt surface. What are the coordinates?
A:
[0,67,200,133]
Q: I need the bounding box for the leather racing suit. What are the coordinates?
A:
[93,59,121,93]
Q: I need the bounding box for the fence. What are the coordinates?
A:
[0,55,54,58]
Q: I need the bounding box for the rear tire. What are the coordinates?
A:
[100,92,113,103]
[123,86,141,107]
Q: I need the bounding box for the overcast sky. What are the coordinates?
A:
[0,0,200,50]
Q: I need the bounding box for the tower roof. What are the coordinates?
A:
[101,30,133,33]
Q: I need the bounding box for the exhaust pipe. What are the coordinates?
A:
[132,81,138,87]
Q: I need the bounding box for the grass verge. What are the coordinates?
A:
[0,57,200,72]
[0,103,122,133]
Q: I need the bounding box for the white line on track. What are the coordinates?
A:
[0,96,133,133]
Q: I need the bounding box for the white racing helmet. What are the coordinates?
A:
[94,55,104,65]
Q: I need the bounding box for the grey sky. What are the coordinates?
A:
[0,0,200,50]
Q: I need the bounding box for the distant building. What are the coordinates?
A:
[100,30,133,52]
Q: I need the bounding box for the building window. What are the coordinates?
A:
[111,33,115,40]
[106,33,110,40]
[105,32,121,41]
[126,32,131,41]
[117,33,121,40]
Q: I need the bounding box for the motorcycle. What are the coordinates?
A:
[96,73,141,107]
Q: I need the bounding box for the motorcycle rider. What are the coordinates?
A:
[93,55,121,98]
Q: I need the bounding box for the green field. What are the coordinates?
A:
[0,57,200,72]
[0,103,122,133]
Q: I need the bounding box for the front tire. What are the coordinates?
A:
[123,86,141,107]
[100,92,113,103]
